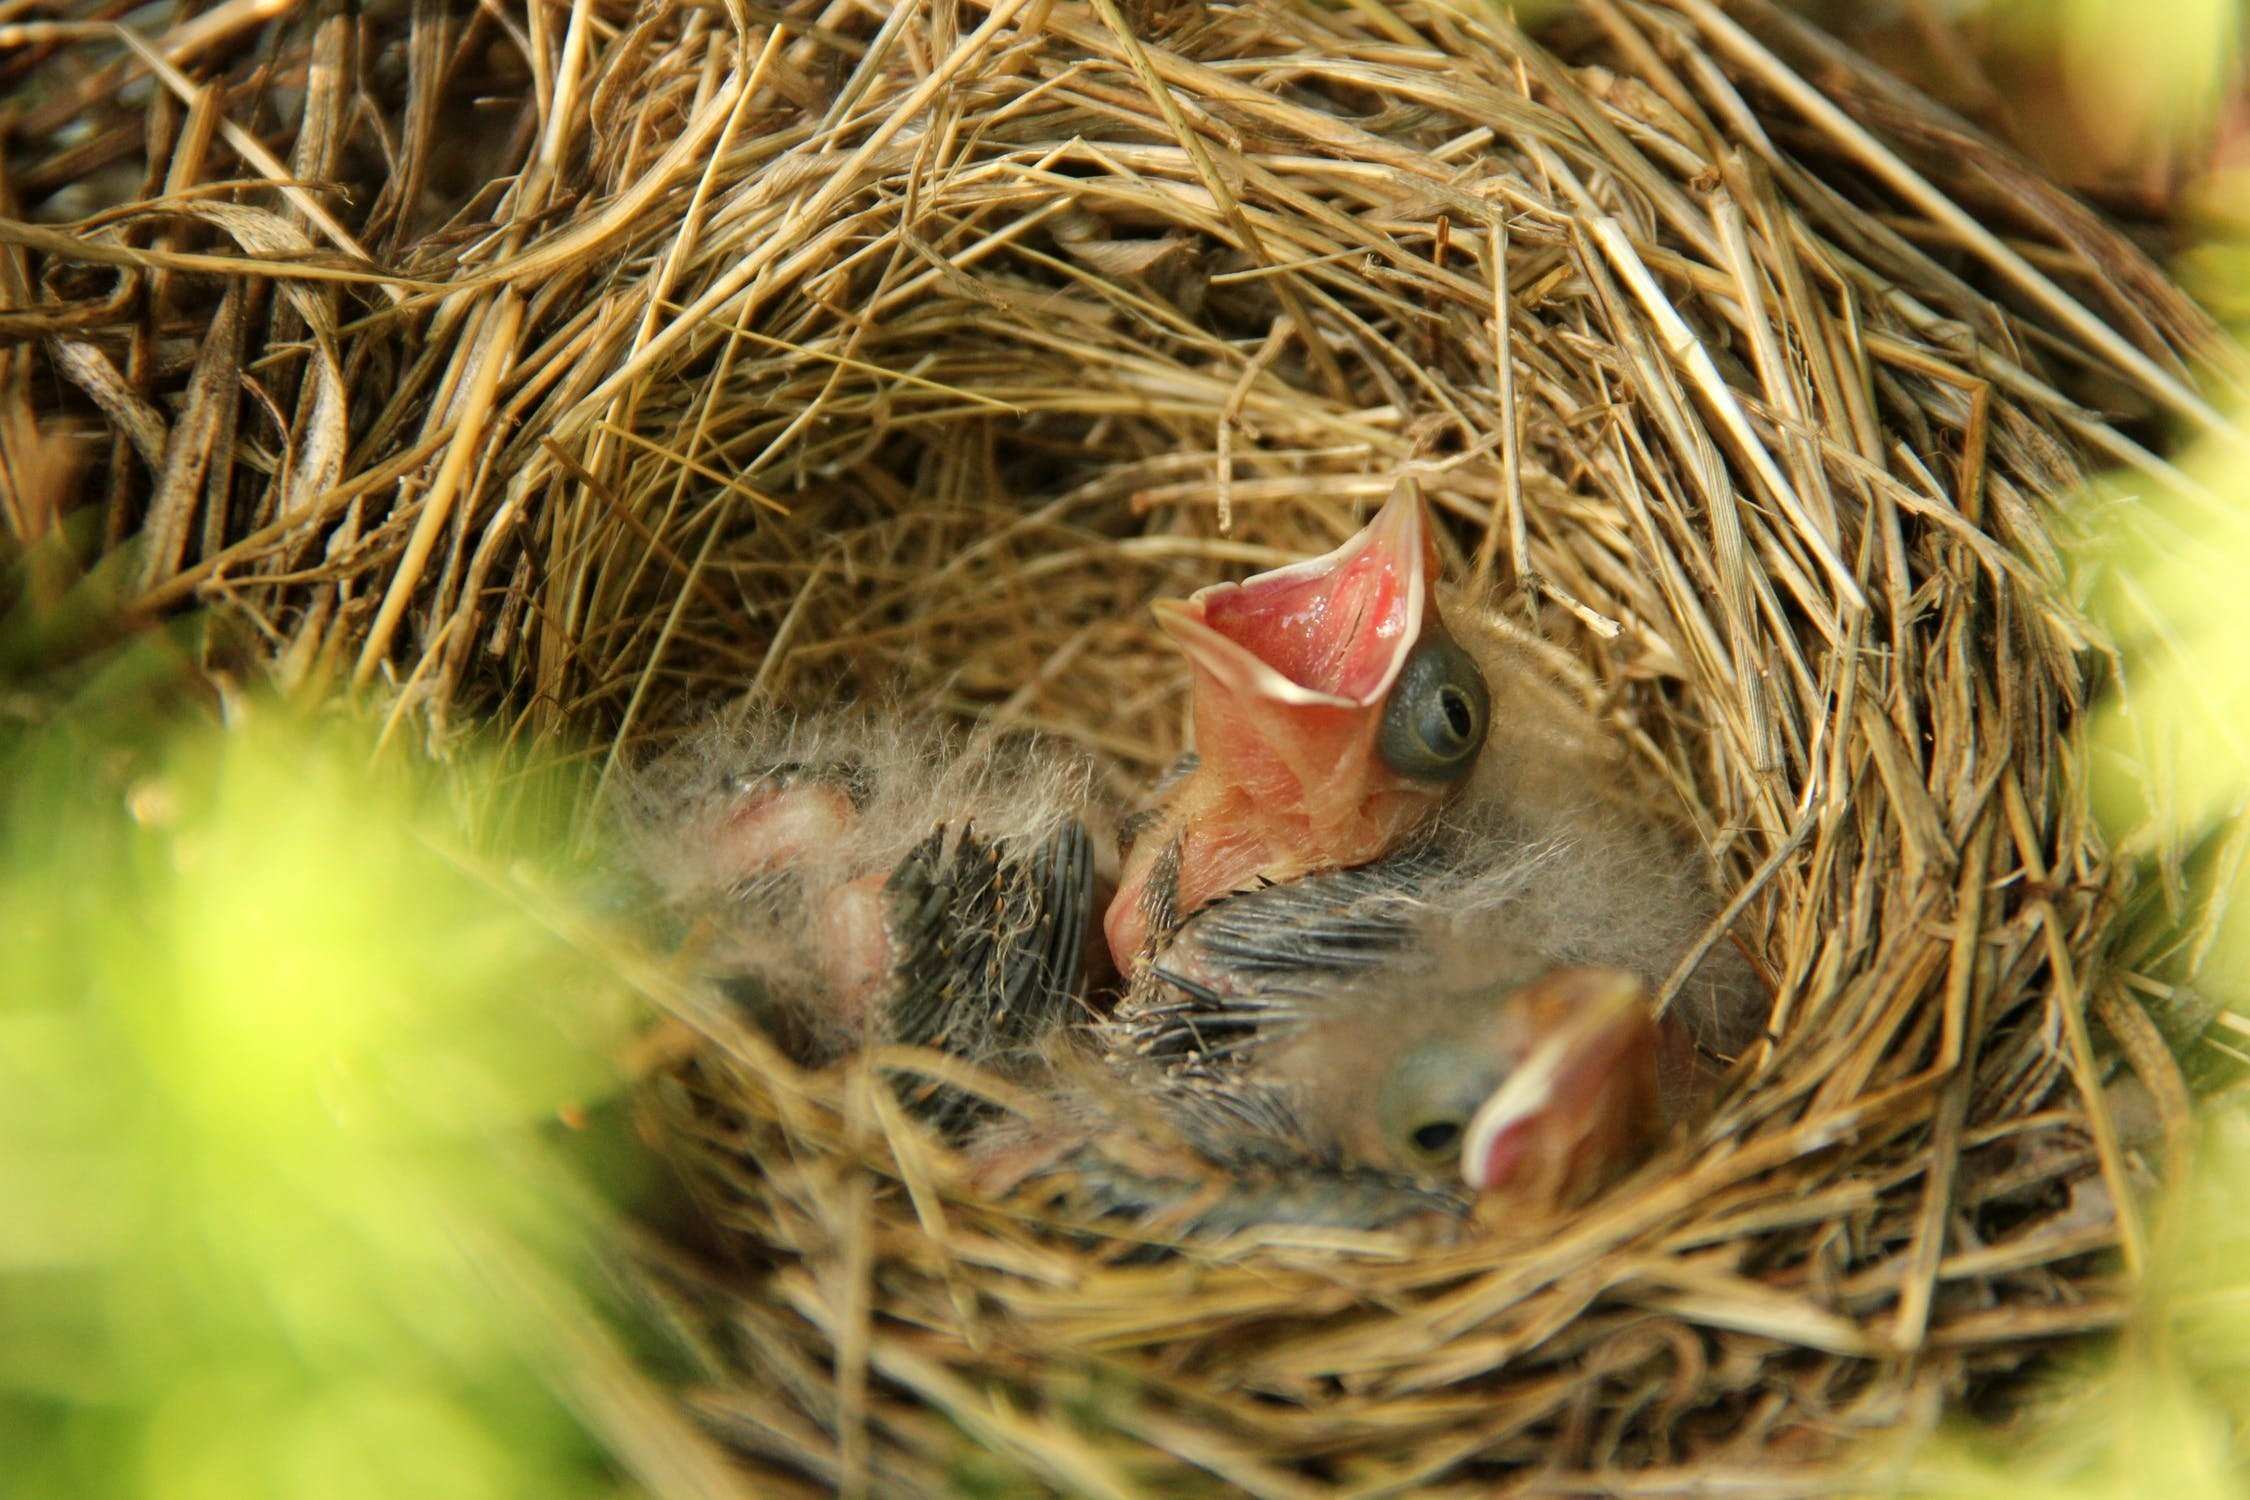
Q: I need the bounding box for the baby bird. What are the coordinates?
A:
[1106,482,1494,974]
[1098,512,1768,1206]
[968,685,1761,1231]
[971,954,1674,1236]
[620,707,1468,1231]
[1106,728,1767,1207]
[1105,480,1697,983]
[633,532,1761,1228]
[619,707,1102,1089]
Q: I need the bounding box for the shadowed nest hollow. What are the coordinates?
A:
[9,0,2244,1491]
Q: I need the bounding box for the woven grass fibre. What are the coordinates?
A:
[7,0,2242,1491]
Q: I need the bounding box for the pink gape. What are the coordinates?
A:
[1105,486,1461,973]
[1456,969,1664,1207]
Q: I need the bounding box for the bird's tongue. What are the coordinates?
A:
[1160,483,1432,709]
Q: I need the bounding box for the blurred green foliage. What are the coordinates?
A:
[1902,1102,2250,1500]
[1891,4,2250,1493]
[2045,0,2239,155]
[2083,433,2250,1018]
[1888,423,2250,1491]
[9,5,2250,1497]
[1906,424,2250,1488]
[0,624,645,1500]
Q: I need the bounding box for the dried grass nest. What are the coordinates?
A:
[11,0,2248,1490]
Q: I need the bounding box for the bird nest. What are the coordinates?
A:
[9,0,2237,1490]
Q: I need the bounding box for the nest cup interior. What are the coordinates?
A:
[16,0,2234,1488]
[606,7,2209,1483]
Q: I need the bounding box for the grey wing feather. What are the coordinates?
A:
[1179,855,1436,981]
[879,818,1095,1125]
[1113,850,1442,1067]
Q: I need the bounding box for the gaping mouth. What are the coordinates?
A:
[1153,483,1432,708]
[1460,969,1660,1194]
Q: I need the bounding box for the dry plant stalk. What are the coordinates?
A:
[6,0,2239,1491]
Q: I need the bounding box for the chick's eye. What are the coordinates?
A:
[1406,1117,1464,1162]
[1377,630,1491,781]
[1378,1037,1494,1178]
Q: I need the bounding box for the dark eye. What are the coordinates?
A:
[1378,1037,1494,1177]
[1408,1118,1463,1160]
[1377,629,1490,781]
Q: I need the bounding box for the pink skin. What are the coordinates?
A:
[1106,486,1452,973]
[716,779,895,1028]
[1469,1012,1656,1195]
[714,780,858,882]
[817,875,893,1028]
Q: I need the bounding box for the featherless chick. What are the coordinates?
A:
[629,498,1761,1229]
[965,953,1684,1238]
[965,620,1763,1231]
[621,707,1472,1233]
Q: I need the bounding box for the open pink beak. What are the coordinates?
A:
[1154,483,1436,723]
[1461,969,1663,1203]
[1105,485,1449,972]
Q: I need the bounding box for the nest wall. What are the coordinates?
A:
[7,0,2238,1491]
